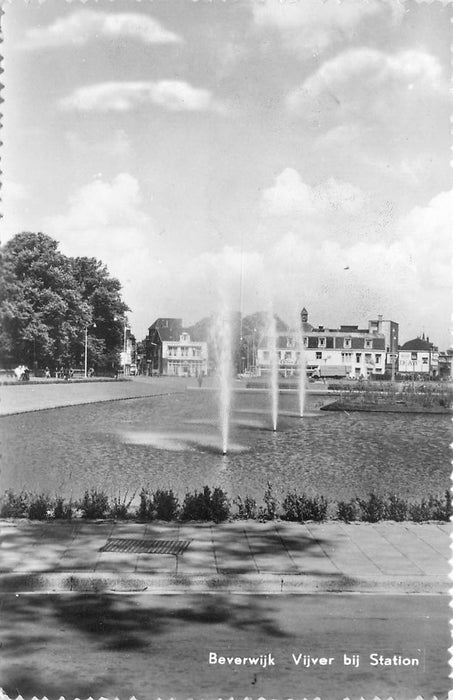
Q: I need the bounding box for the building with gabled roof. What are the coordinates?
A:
[398,335,439,379]
[144,318,208,377]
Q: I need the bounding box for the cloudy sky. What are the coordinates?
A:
[3,0,452,347]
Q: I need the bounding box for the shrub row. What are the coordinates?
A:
[0,484,451,523]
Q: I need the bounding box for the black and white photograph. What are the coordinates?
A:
[0,1,451,698]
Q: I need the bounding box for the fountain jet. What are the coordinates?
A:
[268,313,279,431]
[214,306,233,455]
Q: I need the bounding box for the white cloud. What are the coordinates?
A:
[59,81,226,114]
[260,168,365,217]
[19,9,181,50]
[287,48,448,118]
[394,189,452,292]
[252,0,401,55]
[45,173,151,260]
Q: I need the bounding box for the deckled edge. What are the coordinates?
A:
[0,693,447,700]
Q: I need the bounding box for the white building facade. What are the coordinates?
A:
[398,337,439,379]
[256,309,390,379]
[162,332,208,377]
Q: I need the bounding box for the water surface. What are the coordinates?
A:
[0,389,449,503]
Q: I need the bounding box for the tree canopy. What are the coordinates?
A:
[0,232,129,371]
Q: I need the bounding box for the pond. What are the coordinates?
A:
[0,388,449,504]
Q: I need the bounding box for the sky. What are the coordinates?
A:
[2,0,452,347]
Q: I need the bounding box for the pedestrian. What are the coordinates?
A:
[45,366,51,379]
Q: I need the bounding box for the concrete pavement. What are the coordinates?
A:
[0,376,187,416]
[1,518,449,595]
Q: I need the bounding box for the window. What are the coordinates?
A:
[316,351,322,360]
[422,357,428,364]
[263,351,269,360]
[356,353,361,363]
[303,337,308,347]
[168,346,177,357]
[365,353,372,362]
[375,354,382,363]
[341,352,352,363]
[284,351,292,360]
[343,338,351,349]
[411,352,417,361]
[181,347,189,357]
[364,339,372,349]
[318,337,326,348]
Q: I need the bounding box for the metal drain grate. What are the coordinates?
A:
[100,538,191,555]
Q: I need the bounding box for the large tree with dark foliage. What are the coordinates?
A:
[71,256,129,372]
[0,232,129,372]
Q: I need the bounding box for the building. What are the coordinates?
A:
[145,318,208,377]
[398,336,439,379]
[438,349,453,381]
[256,308,392,379]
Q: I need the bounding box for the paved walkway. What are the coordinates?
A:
[0,376,188,416]
[1,518,449,594]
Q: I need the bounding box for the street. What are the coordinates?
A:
[0,593,449,699]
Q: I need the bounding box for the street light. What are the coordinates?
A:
[114,316,129,376]
[84,323,96,378]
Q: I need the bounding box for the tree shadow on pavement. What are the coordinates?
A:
[0,590,291,698]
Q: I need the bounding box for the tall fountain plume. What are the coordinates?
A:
[214,304,233,455]
[268,312,279,431]
[297,321,306,418]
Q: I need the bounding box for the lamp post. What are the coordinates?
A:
[114,316,129,376]
[123,323,127,376]
[84,323,96,378]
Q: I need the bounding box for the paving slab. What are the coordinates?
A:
[245,523,300,573]
[374,522,450,575]
[275,522,344,575]
[210,522,259,573]
[302,522,384,576]
[336,522,427,575]
[173,524,217,574]
[58,522,115,571]
[402,521,451,559]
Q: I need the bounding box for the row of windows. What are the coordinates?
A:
[310,337,374,349]
[281,336,376,349]
[401,357,429,365]
[261,351,383,364]
[167,345,202,358]
[281,336,380,349]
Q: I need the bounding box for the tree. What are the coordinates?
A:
[0,233,90,368]
[0,233,129,372]
[71,257,129,373]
